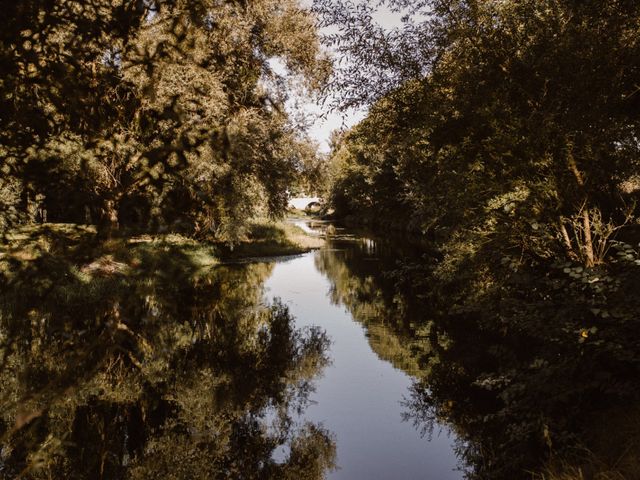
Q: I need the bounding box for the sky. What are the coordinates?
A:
[296,3,407,153]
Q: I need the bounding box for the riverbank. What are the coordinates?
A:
[0,219,324,282]
[315,213,640,479]
[323,211,446,242]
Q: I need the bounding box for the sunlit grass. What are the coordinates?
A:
[0,219,322,281]
[219,220,324,259]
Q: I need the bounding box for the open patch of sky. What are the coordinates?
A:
[280,2,408,153]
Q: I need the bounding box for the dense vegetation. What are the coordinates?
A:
[321,1,640,261]
[0,1,333,477]
[317,232,640,479]
[1,0,328,241]
[3,0,640,478]
[314,0,640,478]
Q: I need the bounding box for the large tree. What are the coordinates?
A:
[319,0,640,265]
[1,0,330,239]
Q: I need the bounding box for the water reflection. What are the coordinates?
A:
[314,227,640,479]
[266,242,462,479]
[0,243,335,479]
[4,222,635,479]
[315,237,430,377]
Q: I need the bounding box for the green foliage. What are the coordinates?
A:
[1,0,330,241]
[321,0,640,263]
[314,1,640,476]
[315,230,640,479]
[0,226,335,478]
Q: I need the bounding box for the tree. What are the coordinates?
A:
[314,2,640,475]
[1,0,331,240]
[319,0,640,265]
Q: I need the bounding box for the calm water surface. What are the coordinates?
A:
[265,248,462,479]
[0,221,463,479]
[6,221,634,478]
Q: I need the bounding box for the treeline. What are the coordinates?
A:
[1,0,328,240]
[321,0,640,267]
[316,1,640,477]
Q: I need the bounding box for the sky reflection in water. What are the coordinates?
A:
[265,246,462,480]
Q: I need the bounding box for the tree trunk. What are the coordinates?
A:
[558,217,577,260]
[97,199,119,239]
[566,142,595,267]
[581,207,595,267]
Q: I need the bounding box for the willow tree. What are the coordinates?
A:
[1,0,330,239]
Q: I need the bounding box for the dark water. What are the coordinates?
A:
[4,221,637,478]
[0,223,462,479]
[265,246,461,479]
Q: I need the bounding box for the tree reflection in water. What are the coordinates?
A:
[316,235,640,479]
[315,237,429,378]
[0,240,334,479]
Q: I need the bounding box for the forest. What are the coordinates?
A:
[1,0,328,241]
[316,1,640,477]
[1,0,640,479]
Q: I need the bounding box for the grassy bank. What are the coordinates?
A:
[221,220,324,259]
[0,220,324,283]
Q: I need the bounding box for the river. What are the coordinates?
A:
[4,219,635,478]
[0,220,464,479]
[265,236,462,479]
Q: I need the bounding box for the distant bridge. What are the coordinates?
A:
[288,197,322,210]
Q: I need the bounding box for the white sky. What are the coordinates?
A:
[295,3,406,153]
